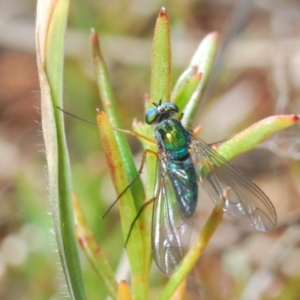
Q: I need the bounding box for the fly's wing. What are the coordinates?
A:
[152,162,194,274]
[191,137,277,231]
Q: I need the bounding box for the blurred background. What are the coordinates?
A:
[1,0,300,299]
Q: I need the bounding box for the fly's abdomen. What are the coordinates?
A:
[167,157,198,218]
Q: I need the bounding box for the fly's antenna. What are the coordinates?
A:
[57,106,97,125]
[152,99,163,107]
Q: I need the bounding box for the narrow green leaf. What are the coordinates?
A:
[169,280,187,300]
[36,0,87,299]
[130,6,174,277]
[171,66,198,101]
[150,7,171,107]
[180,32,219,126]
[97,110,149,300]
[159,201,224,300]
[73,194,118,300]
[172,73,202,112]
[90,28,145,210]
[217,114,300,161]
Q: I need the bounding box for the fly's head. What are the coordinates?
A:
[145,101,179,125]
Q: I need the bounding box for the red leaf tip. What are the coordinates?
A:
[208,31,219,41]
[90,28,99,44]
[159,6,168,18]
[191,65,198,72]
[96,108,103,115]
[195,72,202,79]
[144,93,150,102]
[292,114,299,122]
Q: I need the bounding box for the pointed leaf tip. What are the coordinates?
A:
[207,31,219,41]
[195,72,202,79]
[118,280,132,300]
[160,6,167,14]
[159,7,169,19]
[217,114,300,162]
[151,6,171,105]
[266,114,299,126]
[90,28,99,45]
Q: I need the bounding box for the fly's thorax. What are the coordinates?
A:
[155,119,191,161]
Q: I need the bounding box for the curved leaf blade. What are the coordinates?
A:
[36,0,87,299]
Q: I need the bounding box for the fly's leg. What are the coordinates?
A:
[125,196,155,247]
[58,105,158,233]
[102,148,157,218]
[121,147,157,246]
[114,127,156,146]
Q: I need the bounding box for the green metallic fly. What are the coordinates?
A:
[132,100,277,274]
[104,100,277,274]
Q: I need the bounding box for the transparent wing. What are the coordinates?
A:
[191,137,277,231]
[152,161,194,274]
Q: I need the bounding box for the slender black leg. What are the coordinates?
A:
[101,148,157,218]
[124,197,155,247]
